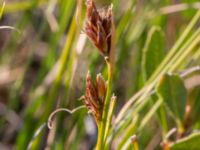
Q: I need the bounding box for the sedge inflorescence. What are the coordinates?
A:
[85,0,113,57]
[82,72,107,122]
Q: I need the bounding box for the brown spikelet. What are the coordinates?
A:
[82,71,107,122]
[96,73,107,103]
[85,0,113,57]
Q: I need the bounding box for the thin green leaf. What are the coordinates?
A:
[142,26,167,134]
[170,132,200,150]
[0,1,5,19]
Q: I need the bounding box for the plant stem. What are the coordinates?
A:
[133,142,139,150]
[131,135,139,150]
[116,10,200,123]
[96,58,113,150]
[113,27,200,144]
[104,95,116,142]
[4,1,46,13]
[29,16,77,150]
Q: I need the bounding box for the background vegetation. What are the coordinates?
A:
[0,0,200,149]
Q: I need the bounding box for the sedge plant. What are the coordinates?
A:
[1,0,200,150]
[81,0,116,149]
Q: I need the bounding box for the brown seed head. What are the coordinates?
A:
[85,0,113,57]
[96,73,107,103]
[82,71,107,122]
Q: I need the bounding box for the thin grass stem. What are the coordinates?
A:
[96,58,113,150]
[116,10,200,124]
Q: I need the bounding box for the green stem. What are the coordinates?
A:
[147,10,200,84]
[42,17,77,122]
[117,117,138,150]
[96,59,113,150]
[4,1,46,13]
[113,28,200,143]
[133,142,139,150]
[104,95,116,142]
[131,28,200,114]
[0,2,5,18]
[29,17,77,150]
[116,10,200,123]
[131,135,139,150]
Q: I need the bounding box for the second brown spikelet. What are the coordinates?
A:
[82,71,107,122]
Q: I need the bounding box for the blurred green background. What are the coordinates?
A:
[0,0,200,150]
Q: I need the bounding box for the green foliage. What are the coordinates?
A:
[0,0,200,150]
[156,74,187,126]
[0,1,5,19]
[187,86,200,126]
[170,132,200,150]
[142,26,165,80]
